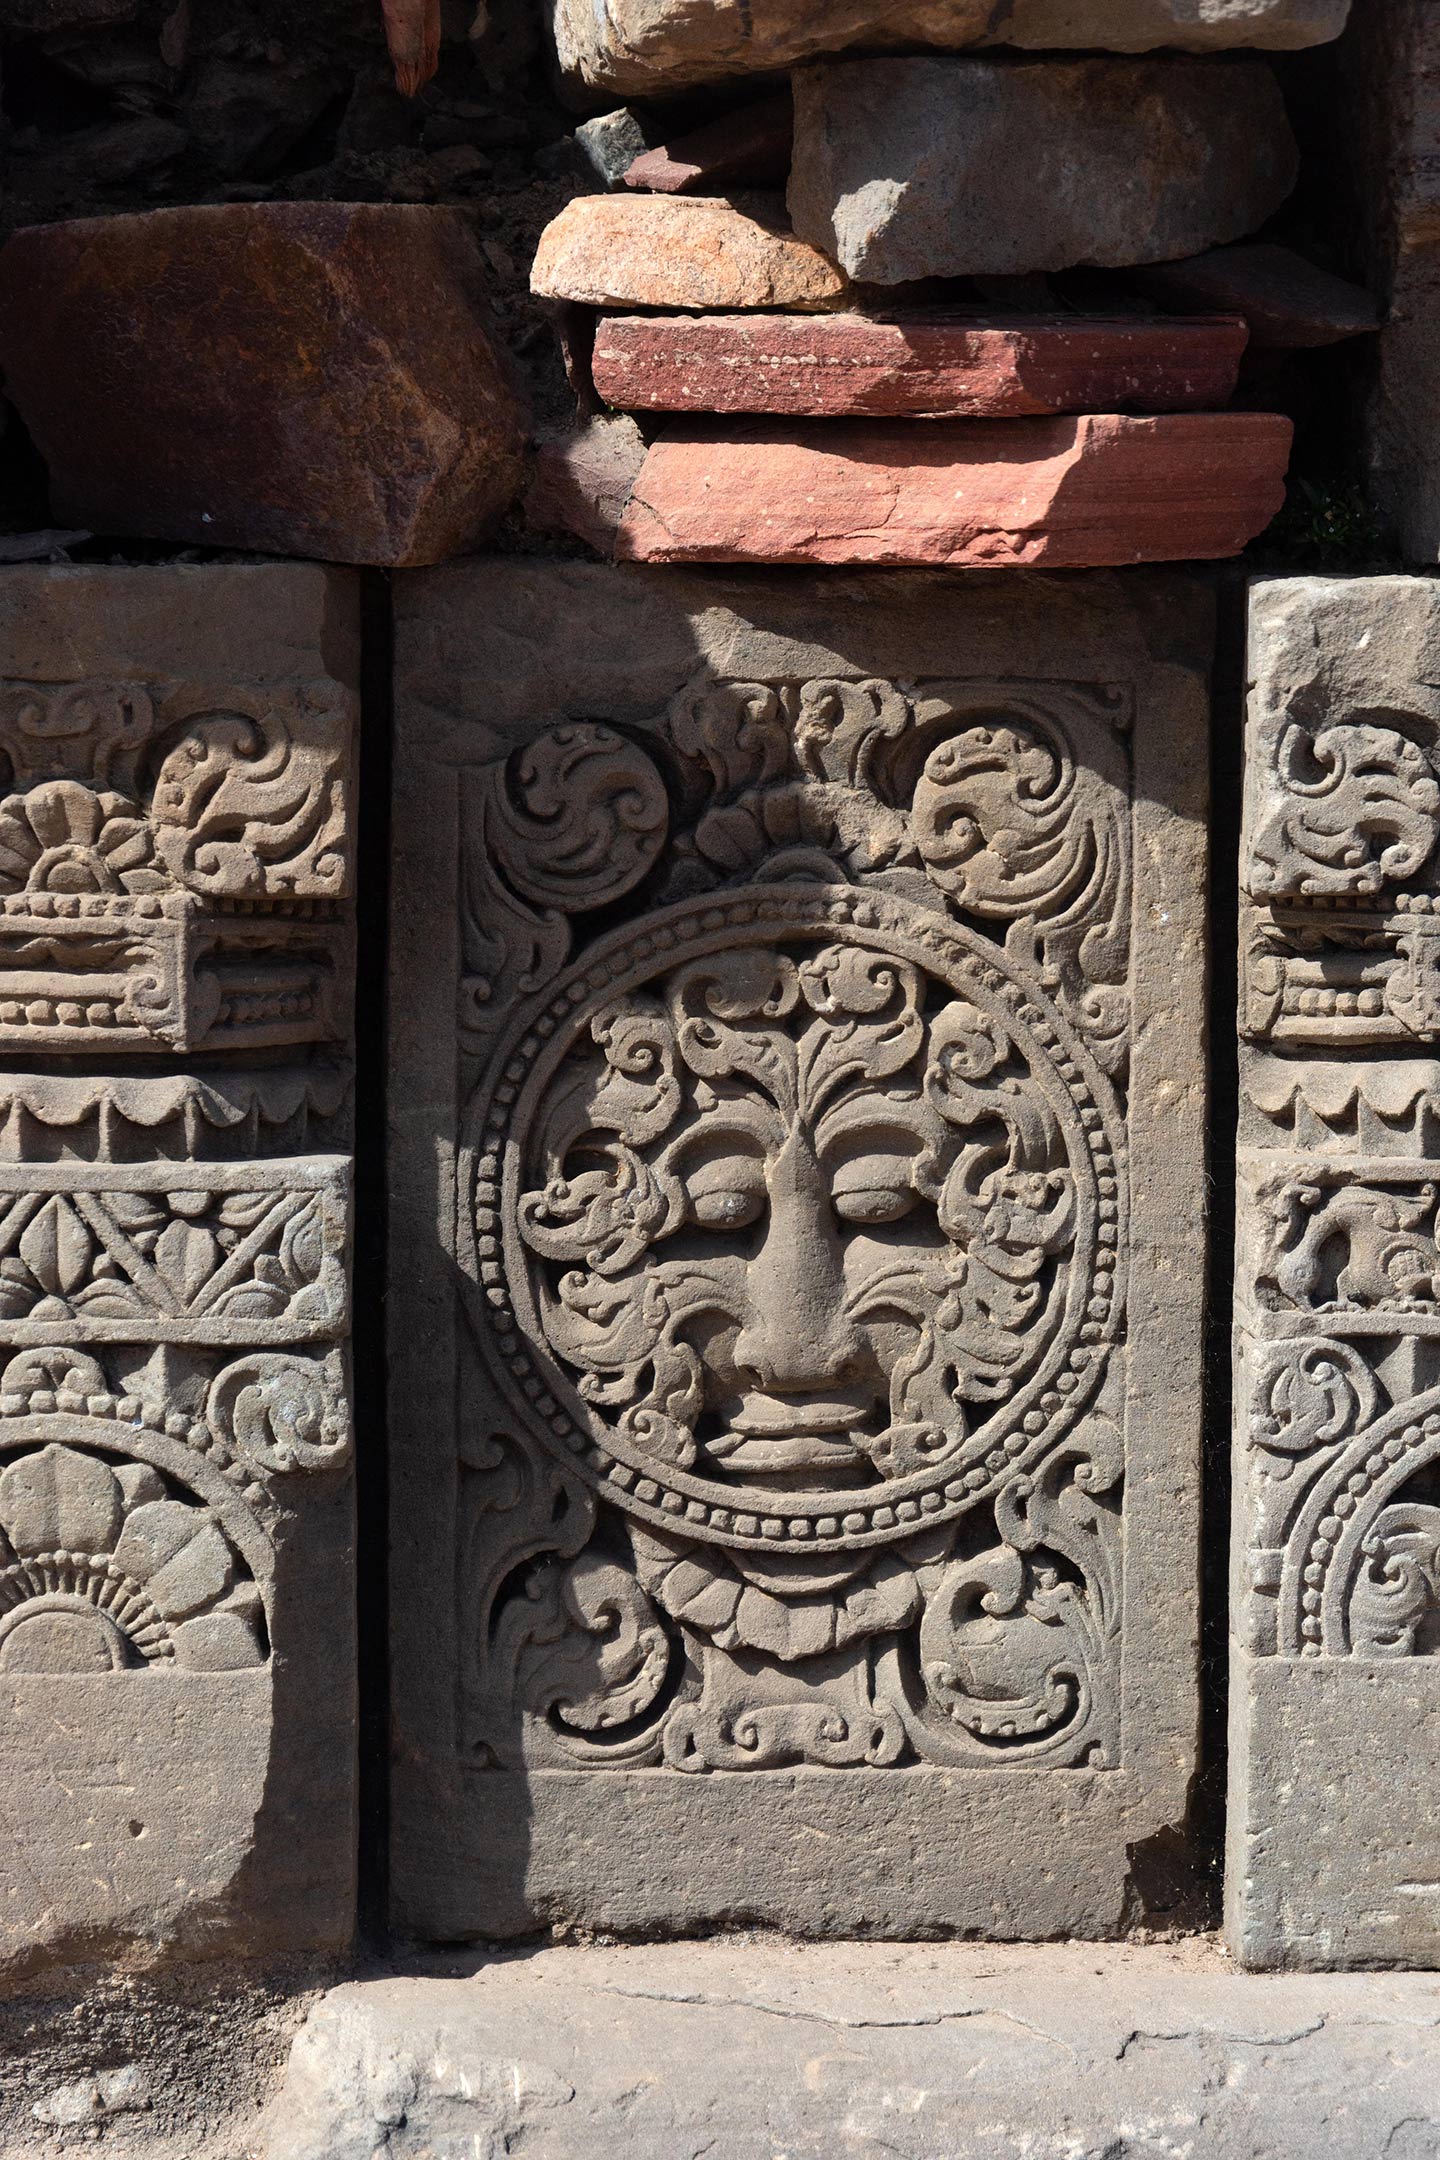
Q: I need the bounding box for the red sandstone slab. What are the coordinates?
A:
[614,413,1293,568]
[591,310,1250,418]
[0,202,528,568]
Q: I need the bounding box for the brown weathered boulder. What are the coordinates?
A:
[787,57,1299,283]
[555,0,1350,96]
[614,413,1293,566]
[0,204,529,568]
[531,195,849,311]
[591,311,1249,418]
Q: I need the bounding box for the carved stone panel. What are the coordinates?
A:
[1232,576,1440,1968]
[389,562,1210,1939]
[0,567,359,1981]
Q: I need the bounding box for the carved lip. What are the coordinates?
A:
[725,1389,874,1437]
[707,1391,875,1472]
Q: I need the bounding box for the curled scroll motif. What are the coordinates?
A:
[1277,1387,1440,1654]
[910,702,1130,1074]
[494,1548,677,1765]
[1248,719,1440,900]
[206,1351,352,1475]
[909,1416,1121,1765]
[147,702,349,898]
[1349,1504,1440,1657]
[0,1439,266,1672]
[1249,1338,1383,1460]
[461,725,669,1043]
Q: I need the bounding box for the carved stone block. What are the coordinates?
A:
[1232,576,1440,1967]
[0,568,357,1057]
[389,561,1210,1940]
[0,566,359,1981]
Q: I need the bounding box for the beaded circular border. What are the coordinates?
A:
[462,884,1126,1555]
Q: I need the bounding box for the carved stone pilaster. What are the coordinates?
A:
[1232,575,1440,1969]
[0,567,358,1981]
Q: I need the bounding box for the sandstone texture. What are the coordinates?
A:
[530,194,849,310]
[0,203,528,568]
[787,57,1299,283]
[613,413,1292,567]
[0,565,360,1981]
[591,311,1250,418]
[1232,576,1440,1970]
[555,0,1352,96]
[622,93,792,193]
[1133,243,1381,348]
[262,1939,1440,2160]
[390,560,1208,1939]
[525,414,647,552]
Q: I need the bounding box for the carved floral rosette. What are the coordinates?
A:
[451,673,1134,1773]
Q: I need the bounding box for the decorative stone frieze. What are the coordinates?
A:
[0,566,359,1981]
[389,561,1209,1940]
[1231,576,1440,1968]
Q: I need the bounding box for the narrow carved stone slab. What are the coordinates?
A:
[555,0,1352,95]
[389,561,1209,1940]
[1232,576,1440,1969]
[0,566,358,1981]
[614,414,1293,568]
[591,313,1250,420]
[531,195,850,312]
[787,58,1298,284]
[0,205,527,568]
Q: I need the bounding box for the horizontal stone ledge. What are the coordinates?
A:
[591,311,1250,419]
[613,413,1293,568]
[555,0,1353,96]
[530,194,849,312]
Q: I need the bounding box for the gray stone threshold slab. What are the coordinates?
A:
[261,1937,1440,2160]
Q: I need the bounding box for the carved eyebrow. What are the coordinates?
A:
[815,1099,939,1163]
[658,1117,778,1177]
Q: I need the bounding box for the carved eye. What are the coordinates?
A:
[833,1186,917,1226]
[690,1188,765,1231]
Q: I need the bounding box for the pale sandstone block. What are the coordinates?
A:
[389,561,1209,1939]
[787,57,1299,284]
[530,195,850,312]
[1232,576,1440,1969]
[0,567,359,1980]
[555,0,1352,96]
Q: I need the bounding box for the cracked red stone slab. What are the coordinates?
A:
[613,413,1294,567]
[591,311,1251,419]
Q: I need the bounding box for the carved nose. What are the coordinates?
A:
[733,1128,863,1392]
